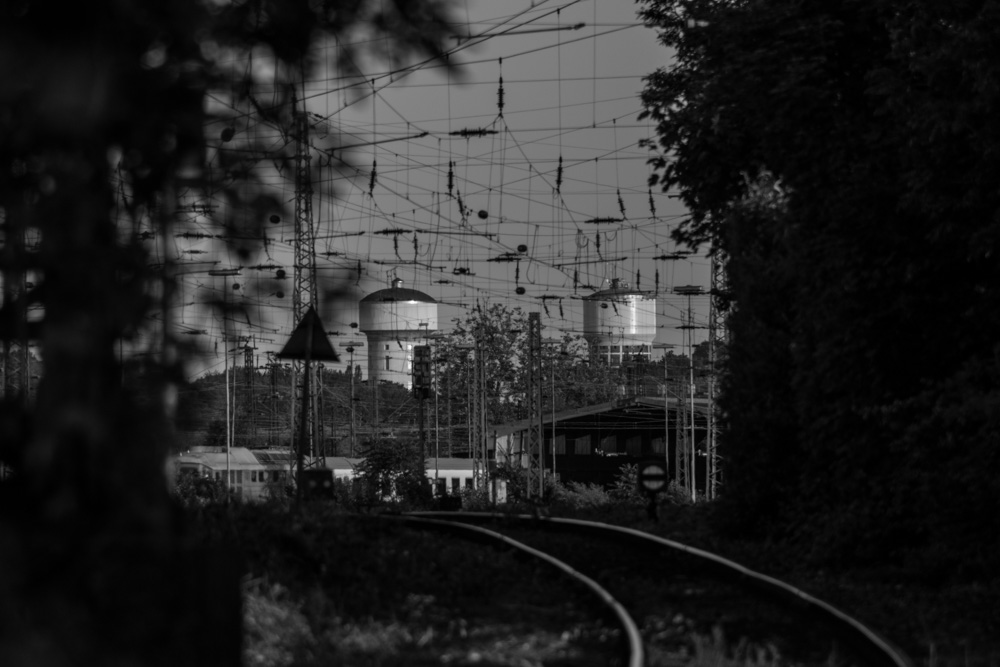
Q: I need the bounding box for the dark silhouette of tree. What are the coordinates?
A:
[640,0,1000,575]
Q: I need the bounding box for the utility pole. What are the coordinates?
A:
[244,337,256,443]
[525,312,544,498]
[653,343,675,480]
[338,341,364,456]
[267,352,279,446]
[413,344,431,462]
[707,254,728,500]
[208,268,241,492]
[675,285,704,502]
[460,341,489,492]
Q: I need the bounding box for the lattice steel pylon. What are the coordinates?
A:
[290,96,320,462]
[525,312,544,498]
[707,252,729,499]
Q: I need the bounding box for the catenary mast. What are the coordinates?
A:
[291,91,320,461]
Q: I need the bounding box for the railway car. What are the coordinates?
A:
[172,447,491,501]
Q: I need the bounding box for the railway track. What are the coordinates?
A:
[394,511,916,667]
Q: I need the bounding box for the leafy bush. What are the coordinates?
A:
[458,485,493,511]
[173,472,230,506]
[550,481,612,510]
[610,464,642,504]
[353,436,433,510]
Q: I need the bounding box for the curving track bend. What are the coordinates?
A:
[401,511,916,667]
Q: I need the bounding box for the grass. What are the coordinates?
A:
[553,500,1000,667]
[191,502,619,666]
[187,489,1000,667]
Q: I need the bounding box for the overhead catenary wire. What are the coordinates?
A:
[165,0,708,373]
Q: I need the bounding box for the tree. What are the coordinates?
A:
[354,434,429,508]
[640,0,1000,574]
[434,302,627,456]
[0,1,459,663]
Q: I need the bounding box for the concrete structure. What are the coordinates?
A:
[582,278,657,365]
[358,278,438,389]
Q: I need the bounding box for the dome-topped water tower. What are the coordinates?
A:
[359,278,438,389]
[582,278,657,365]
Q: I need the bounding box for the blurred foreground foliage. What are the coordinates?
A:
[0,1,457,664]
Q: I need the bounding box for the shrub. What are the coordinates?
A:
[610,464,645,505]
[550,481,612,510]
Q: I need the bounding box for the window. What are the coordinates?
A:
[384,356,391,370]
[384,344,390,351]
[251,470,257,482]
[451,478,460,493]
[464,478,473,489]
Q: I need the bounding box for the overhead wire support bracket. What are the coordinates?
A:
[584,216,623,224]
[554,257,628,268]
[448,128,498,138]
[487,253,522,263]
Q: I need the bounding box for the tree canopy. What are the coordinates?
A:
[640,0,1000,575]
[434,302,623,447]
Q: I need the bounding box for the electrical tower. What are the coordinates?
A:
[291,94,321,462]
[525,311,544,498]
[707,253,729,499]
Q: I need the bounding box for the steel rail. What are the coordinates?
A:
[385,514,644,667]
[408,511,915,667]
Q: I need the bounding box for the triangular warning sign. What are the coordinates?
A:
[277,306,340,361]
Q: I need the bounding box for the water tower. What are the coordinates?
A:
[582,278,657,365]
[358,278,438,389]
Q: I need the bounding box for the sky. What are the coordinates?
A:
[173,0,712,379]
